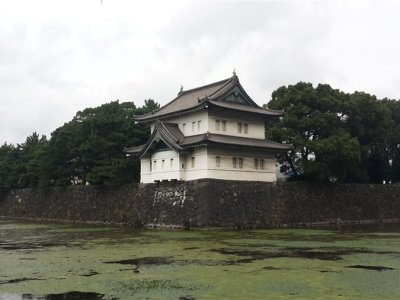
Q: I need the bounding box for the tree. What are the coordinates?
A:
[0,143,18,197]
[345,93,393,183]
[17,132,49,188]
[382,99,400,183]
[45,100,157,186]
[266,82,361,182]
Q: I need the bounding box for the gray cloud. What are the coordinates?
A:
[1,0,400,145]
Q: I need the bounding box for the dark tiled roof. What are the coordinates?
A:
[126,120,292,157]
[161,122,185,143]
[124,144,145,154]
[181,133,292,151]
[208,100,283,117]
[124,121,187,157]
[135,75,283,122]
[135,77,234,122]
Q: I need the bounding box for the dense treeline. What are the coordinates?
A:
[266,83,400,183]
[1,83,399,198]
[0,99,159,197]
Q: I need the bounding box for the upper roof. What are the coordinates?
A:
[135,74,283,122]
[125,120,292,158]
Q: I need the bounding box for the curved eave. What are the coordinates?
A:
[124,145,145,155]
[182,141,292,153]
[138,121,188,159]
[181,133,293,153]
[134,102,208,123]
[207,101,284,118]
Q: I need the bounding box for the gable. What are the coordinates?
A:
[222,86,249,105]
[142,137,175,158]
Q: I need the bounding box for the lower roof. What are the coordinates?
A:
[181,133,293,151]
[124,121,292,157]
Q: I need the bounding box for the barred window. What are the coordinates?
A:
[260,159,265,170]
[254,159,259,169]
[216,156,221,167]
[221,120,226,131]
[215,120,220,131]
[238,158,243,169]
[191,157,195,168]
[238,123,242,133]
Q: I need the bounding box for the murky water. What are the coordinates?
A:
[1,221,400,299]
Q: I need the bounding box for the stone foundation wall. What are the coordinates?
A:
[0,180,399,228]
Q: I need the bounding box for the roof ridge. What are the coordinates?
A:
[135,76,233,121]
[158,121,179,143]
[236,79,260,107]
[207,76,236,99]
[180,76,233,96]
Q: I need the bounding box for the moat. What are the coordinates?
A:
[1,220,400,299]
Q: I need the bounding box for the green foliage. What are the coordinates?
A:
[46,100,157,186]
[0,99,158,194]
[0,133,49,198]
[267,83,400,183]
[0,143,18,197]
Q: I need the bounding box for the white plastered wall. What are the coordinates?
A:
[208,115,266,139]
[207,146,277,182]
[141,149,180,183]
[141,146,278,183]
[181,147,208,181]
[140,158,152,183]
[164,111,208,136]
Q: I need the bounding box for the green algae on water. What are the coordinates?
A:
[1,221,400,299]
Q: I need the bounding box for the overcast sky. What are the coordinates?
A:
[1,0,400,145]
